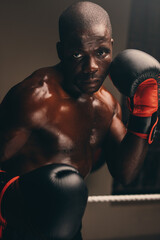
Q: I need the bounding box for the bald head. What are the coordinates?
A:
[59,1,112,42]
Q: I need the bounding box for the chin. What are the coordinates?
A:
[81,87,100,95]
[83,84,102,94]
[70,83,102,97]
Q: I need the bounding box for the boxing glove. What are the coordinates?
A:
[109,49,160,143]
[0,164,88,239]
[0,170,19,238]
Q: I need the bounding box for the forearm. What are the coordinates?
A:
[107,131,148,185]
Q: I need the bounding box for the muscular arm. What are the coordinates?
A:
[0,66,63,175]
[0,85,31,169]
[106,49,159,185]
[104,102,148,185]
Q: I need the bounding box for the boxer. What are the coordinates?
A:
[0,1,159,239]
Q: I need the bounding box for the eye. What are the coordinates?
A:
[96,48,110,58]
[73,52,83,59]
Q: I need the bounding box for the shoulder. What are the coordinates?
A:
[95,86,122,119]
[95,87,126,144]
[22,65,63,92]
[1,65,63,104]
[0,65,63,126]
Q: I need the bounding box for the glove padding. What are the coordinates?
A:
[109,49,160,143]
[0,165,88,239]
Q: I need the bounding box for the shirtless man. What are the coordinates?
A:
[0,1,159,240]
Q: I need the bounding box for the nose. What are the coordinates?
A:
[83,56,98,74]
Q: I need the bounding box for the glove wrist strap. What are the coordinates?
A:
[127,112,158,144]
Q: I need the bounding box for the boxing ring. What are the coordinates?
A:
[88,194,160,203]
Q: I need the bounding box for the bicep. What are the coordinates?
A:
[108,102,127,144]
[92,102,126,171]
[101,102,127,168]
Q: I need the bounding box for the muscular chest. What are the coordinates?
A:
[30,97,113,152]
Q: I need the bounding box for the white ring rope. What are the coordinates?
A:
[88,194,160,203]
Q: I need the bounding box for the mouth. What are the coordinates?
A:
[80,79,100,88]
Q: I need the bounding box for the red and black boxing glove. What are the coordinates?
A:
[0,170,19,238]
[109,49,160,144]
[0,165,88,239]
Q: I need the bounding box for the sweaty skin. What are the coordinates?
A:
[0,24,116,177]
[0,21,148,183]
[0,66,120,178]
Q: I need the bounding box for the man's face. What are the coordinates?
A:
[59,24,113,96]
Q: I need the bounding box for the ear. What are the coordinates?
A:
[56,41,64,60]
[111,38,114,45]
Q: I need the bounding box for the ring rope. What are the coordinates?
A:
[88,194,160,203]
